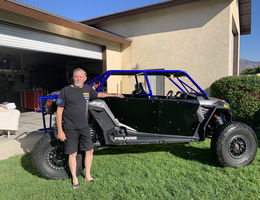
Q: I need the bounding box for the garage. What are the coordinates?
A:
[0,23,103,109]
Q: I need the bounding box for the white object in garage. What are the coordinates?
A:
[0,23,102,60]
[0,102,16,110]
[0,107,20,138]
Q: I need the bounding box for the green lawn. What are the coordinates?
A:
[0,132,260,200]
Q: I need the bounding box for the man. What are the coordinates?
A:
[56,68,123,189]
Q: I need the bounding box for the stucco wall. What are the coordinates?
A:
[105,43,123,93]
[93,0,239,93]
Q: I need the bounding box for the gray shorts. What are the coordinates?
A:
[64,128,93,154]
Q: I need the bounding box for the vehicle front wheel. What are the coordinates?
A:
[32,131,84,180]
[211,122,258,167]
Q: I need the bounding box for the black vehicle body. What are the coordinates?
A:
[87,70,231,145]
[32,70,257,180]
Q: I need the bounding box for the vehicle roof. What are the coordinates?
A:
[88,69,209,99]
[100,70,187,77]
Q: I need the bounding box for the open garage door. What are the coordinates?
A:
[0,23,102,60]
[0,24,104,109]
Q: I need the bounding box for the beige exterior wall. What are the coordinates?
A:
[94,0,240,94]
[106,43,123,93]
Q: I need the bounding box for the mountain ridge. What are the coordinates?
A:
[239,59,260,73]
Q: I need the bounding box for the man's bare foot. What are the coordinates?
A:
[85,176,94,181]
[72,183,80,189]
[72,178,79,189]
[85,177,99,182]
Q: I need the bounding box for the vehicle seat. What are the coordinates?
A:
[132,82,149,96]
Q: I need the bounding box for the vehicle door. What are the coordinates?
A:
[157,98,201,136]
[104,97,157,133]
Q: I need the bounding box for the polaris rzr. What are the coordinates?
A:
[32,70,258,180]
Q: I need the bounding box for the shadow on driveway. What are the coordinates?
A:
[16,131,44,153]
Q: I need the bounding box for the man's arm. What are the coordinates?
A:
[56,106,66,142]
[98,93,124,98]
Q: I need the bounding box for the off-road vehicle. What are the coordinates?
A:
[32,70,258,180]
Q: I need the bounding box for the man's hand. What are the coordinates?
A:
[114,94,124,98]
[56,106,66,142]
[98,93,125,98]
[58,130,66,142]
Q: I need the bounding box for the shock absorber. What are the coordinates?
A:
[214,114,224,126]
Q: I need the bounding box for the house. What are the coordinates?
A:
[0,0,251,107]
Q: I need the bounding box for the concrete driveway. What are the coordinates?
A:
[0,111,53,160]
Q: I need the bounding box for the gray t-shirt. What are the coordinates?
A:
[56,84,98,129]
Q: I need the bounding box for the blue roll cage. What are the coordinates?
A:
[87,70,208,99]
[38,70,208,133]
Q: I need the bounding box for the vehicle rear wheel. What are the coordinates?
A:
[32,131,84,180]
[211,121,258,167]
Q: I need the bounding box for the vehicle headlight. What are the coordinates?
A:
[224,104,229,109]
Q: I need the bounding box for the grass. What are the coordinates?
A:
[0,132,260,200]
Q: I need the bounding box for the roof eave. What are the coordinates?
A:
[80,0,200,25]
[239,0,251,35]
[81,0,251,36]
[0,0,131,45]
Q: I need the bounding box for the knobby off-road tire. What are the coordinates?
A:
[32,131,84,180]
[211,121,258,167]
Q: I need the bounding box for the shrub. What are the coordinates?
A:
[210,75,260,128]
[241,65,260,75]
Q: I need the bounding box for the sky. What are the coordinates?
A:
[16,0,260,62]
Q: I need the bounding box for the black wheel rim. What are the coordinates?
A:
[228,136,247,159]
[46,143,68,170]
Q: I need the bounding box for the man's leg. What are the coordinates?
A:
[69,152,79,186]
[85,149,94,181]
